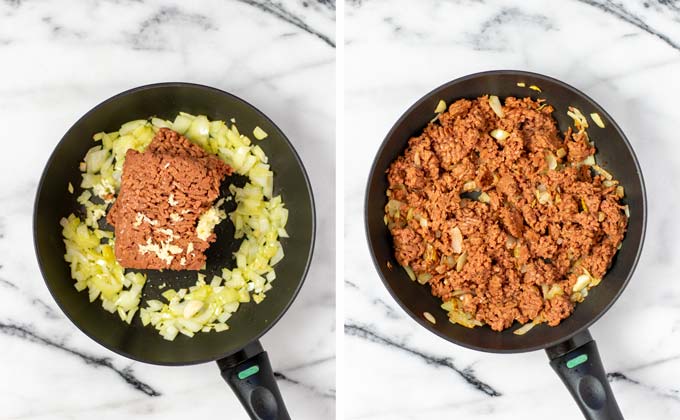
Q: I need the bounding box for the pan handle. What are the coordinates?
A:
[217,340,291,420]
[546,329,623,420]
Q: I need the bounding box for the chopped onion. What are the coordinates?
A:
[567,106,589,130]
[423,312,436,324]
[490,128,510,141]
[456,251,467,272]
[514,315,544,335]
[516,82,526,87]
[253,126,268,140]
[513,321,537,335]
[615,186,624,198]
[403,265,416,281]
[488,95,504,118]
[581,155,596,166]
[463,181,477,192]
[573,274,590,292]
[529,85,542,92]
[593,164,613,180]
[417,272,432,285]
[478,192,491,203]
[556,148,567,158]
[546,152,557,170]
[62,113,289,340]
[590,112,605,128]
[434,99,447,114]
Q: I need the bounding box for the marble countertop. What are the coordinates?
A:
[344,0,680,419]
[0,1,335,419]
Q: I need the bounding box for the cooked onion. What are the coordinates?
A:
[572,274,590,292]
[567,106,589,130]
[403,265,416,281]
[513,321,537,335]
[529,85,542,92]
[488,95,504,118]
[423,311,436,324]
[490,129,510,141]
[434,99,447,114]
[546,152,557,170]
[593,164,613,180]
[590,112,605,128]
[456,251,467,272]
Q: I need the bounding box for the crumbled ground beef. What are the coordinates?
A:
[107,128,232,270]
[385,97,627,331]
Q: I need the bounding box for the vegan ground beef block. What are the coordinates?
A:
[385,96,628,332]
[107,128,232,270]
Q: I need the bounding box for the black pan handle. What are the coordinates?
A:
[217,340,291,420]
[546,330,623,420]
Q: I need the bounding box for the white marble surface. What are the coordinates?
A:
[345,0,680,419]
[0,1,334,419]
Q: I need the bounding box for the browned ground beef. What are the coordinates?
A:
[107,128,232,270]
[385,97,627,331]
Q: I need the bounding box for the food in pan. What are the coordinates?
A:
[61,113,288,340]
[107,128,233,270]
[384,96,628,333]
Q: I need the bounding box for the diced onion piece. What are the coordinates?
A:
[456,251,467,272]
[488,95,504,118]
[593,164,613,180]
[444,300,483,328]
[68,182,74,194]
[513,322,537,335]
[624,205,630,218]
[517,82,526,87]
[567,106,589,130]
[490,129,510,141]
[173,114,193,134]
[423,312,436,324]
[434,100,447,114]
[451,227,463,254]
[417,272,432,285]
[556,148,567,158]
[581,155,596,166]
[529,85,542,92]
[590,112,605,128]
[546,152,557,170]
[478,192,491,203]
[615,186,624,198]
[151,117,173,129]
[573,274,590,292]
[463,181,477,192]
[403,265,416,281]
[253,126,268,140]
[546,284,563,299]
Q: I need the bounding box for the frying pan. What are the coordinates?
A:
[365,70,646,420]
[34,83,315,420]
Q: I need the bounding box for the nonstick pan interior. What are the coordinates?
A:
[34,83,315,365]
[365,70,646,353]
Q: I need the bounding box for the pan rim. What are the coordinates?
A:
[364,69,647,354]
[33,82,316,366]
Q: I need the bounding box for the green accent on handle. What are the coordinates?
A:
[566,354,588,369]
[238,365,260,380]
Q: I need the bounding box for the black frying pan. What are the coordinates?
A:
[365,71,646,420]
[33,83,315,420]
